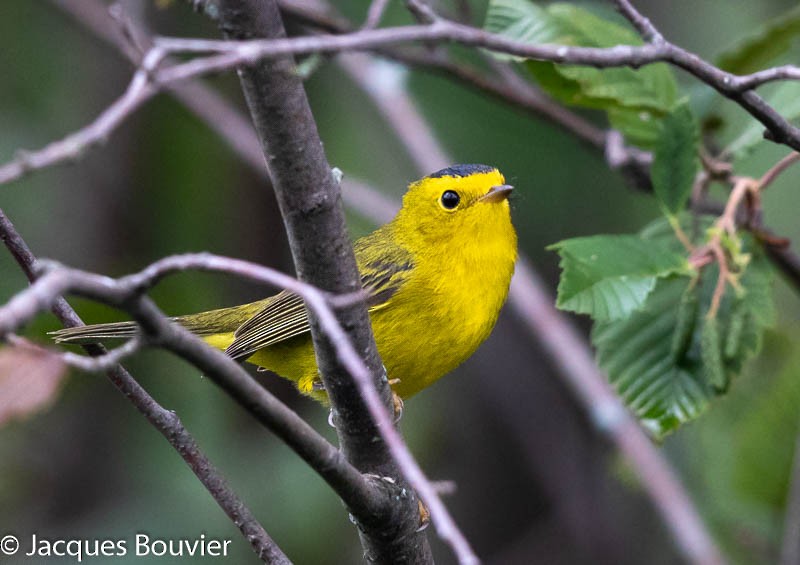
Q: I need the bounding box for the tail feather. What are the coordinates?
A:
[49,299,270,346]
[50,321,139,344]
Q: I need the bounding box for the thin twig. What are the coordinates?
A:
[758,152,800,192]
[152,22,800,96]
[61,336,145,371]
[404,0,439,24]
[147,24,799,152]
[611,0,664,44]
[734,65,800,92]
[0,210,290,565]
[6,333,144,373]
[362,0,392,29]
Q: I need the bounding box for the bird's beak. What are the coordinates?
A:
[480,184,513,203]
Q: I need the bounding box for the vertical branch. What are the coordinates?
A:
[212,0,391,468]
[204,0,434,562]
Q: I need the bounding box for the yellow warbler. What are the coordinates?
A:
[52,165,518,400]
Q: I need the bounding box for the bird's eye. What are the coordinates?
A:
[440,190,460,210]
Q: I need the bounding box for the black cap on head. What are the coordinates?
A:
[428,164,496,178]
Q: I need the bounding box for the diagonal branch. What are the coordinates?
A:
[0,249,396,520]
[0,210,290,565]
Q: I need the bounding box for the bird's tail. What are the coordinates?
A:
[50,321,140,344]
[49,300,269,346]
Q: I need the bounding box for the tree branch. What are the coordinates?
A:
[611,0,664,44]
[362,0,392,29]
[149,19,800,150]
[0,210,290,565]
[0,250,405,518]
[7,0,800,193]
[197,1,453,562]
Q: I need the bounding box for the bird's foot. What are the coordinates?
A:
[392,391,404,423]
[416,499,430,532]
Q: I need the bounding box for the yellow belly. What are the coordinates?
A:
[202,280,507,401]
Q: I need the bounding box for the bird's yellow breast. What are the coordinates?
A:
[372,200,517,397]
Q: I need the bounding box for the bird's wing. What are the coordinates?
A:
[225,290,309,360]
[225,248,413,361]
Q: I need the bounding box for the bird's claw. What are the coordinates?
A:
[416,499,430,532]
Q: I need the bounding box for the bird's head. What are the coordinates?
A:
[394,164,515,247]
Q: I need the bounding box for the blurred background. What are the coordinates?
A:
[2,0,800,563]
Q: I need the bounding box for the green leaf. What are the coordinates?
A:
[670,285,698,361]
[548,235,689,321]
[590,216,776,437]
[651,102,699,215]
[483,0,561,54]
[726,82,800,159]
[545,4,677,112]
[701,316,727,391]
[484,0,679,146]
[716,5,800,75]
[593,277,710,437]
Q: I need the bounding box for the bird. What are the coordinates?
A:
[52,164,518,402]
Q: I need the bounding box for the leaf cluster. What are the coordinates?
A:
[483,0,800,435]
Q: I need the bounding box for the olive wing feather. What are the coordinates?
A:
[224,291,309,360]
[224,251,413,361]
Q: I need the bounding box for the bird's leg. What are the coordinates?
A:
[388,378,404,422]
